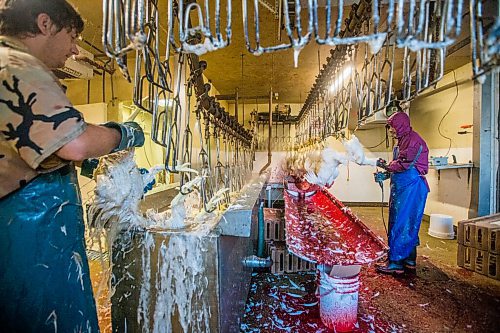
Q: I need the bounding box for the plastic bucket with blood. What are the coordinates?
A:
[318,265,361,332]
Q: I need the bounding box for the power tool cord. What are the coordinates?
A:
[379,181,388,237]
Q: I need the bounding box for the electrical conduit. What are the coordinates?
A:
[259,89,273,174]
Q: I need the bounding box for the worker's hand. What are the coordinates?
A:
[373,171,390,183]
[139,168,156,194]
[376,158,388,170]
[104,121,145,153]
[80,158,99,179]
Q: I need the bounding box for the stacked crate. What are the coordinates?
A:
[457,213,500,280]
[264,208,286,243]
[263,208,316,274]
[267,242,316,274]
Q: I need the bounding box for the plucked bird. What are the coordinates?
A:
[343,135,377,166]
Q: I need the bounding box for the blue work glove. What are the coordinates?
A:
[139,168,156,194]
[104,121,145,153]
[374,171,390,184]
[376,158,388,170]
[80,158,99,179]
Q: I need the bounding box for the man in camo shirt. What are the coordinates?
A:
[0,1,144,331]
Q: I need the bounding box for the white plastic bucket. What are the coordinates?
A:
[428,214,454,239]
[318,265,361,332]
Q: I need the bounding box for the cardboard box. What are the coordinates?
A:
[474,249,489,276]
[457,244,475,271]
[488,253,500,280]
[474,221,500,251]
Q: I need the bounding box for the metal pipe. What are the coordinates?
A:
[257,201,265,258]
[235,87,239,123]
[215,94,269,101]
[242,255,272,268]
[259,89,273,175]
[266,185,272,208]
[87,80,91,104]
[102,65,106,103]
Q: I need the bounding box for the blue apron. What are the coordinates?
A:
[388,146,429,262]
[0,166,99,333]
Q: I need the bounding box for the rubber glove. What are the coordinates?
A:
[80,158,99,179]
[104,121,145,153]
[139,168,156,194]
[376,158,388,170]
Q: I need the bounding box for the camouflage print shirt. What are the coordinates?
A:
[0,36,87,199]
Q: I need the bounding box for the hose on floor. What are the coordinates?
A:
[379,182,388,237]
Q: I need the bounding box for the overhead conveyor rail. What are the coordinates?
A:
[100,0,499,151]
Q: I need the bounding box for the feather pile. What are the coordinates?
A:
[87,150,161,230]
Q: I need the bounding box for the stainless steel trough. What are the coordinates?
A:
[110,180,263,332]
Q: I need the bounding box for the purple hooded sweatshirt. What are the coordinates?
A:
[386,112,429,178]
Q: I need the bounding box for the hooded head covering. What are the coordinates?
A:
[387,112,411,138]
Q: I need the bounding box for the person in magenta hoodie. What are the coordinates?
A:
[375,110,430,275]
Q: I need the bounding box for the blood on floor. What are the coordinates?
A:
[240,270,404,333]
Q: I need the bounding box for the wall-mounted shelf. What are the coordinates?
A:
[430,163,474,170]
[430,163,474,183]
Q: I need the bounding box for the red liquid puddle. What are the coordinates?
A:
[284,190,388,266]
[241,270,405,333]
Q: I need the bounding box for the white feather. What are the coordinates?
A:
[343,135,377,166]
[303,147,346,187]
[141,165,165,188]
[205,188,230,212]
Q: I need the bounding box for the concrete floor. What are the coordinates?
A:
[241,206,500,333]
[352,206,500,296]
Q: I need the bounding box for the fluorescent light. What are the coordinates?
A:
[330,66,353,93]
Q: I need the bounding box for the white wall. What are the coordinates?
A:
[410,63,475,224]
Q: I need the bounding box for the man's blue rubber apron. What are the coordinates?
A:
[0,166,99,333]
[388,146,429,262]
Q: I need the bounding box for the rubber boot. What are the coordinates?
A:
[376,260,404,275]
[403,247,417,273]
